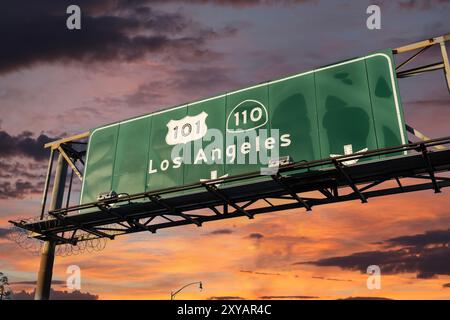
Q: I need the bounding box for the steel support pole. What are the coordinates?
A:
[35,153,67,300]
[440,40,450,92]
[40,148,55,220]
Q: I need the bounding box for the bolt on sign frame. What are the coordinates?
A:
[8,35,450,299]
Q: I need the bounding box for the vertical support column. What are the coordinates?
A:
[439,39,450,92]
[34,241,56,300]
[40,148,55,220]
[35,152,68,300]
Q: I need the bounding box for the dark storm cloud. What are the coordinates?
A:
[385,229,450,248]
[300,248,450,279]
[147,0,448,10]
[298,228,450,279]
[0,131,55,161]
[12,289,98,300]
[247,233,264,240]
[0,180,42,199]
[0,227,11,239]
[0,161,45,180]
[0,0,228,74]
[0,152,48,199]
[207,228,234,235]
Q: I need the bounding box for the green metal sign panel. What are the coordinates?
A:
[184,96,226,186]
[80,50,407,205]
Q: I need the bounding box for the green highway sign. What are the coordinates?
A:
[80,49,407,205]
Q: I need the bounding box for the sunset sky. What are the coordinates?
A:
[1,0,450,300]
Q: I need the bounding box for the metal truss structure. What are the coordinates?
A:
[9,136,450,244]
[6,34,450,300]
[394,34,450,89]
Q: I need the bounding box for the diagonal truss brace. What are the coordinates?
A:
[57,146,83,181]
[48,211,114,240]
[96,203,156,233]
[271,173,312,211]
[419,144,441,193]
[406,124,446,150]
[149,195,202,226]
[394,34,450,91]
[332,159,367,203]
[203,183,254,219]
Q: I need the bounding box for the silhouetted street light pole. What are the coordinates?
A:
[171,281,203,300]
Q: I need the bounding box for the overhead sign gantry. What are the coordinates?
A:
[8,34,450,300]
